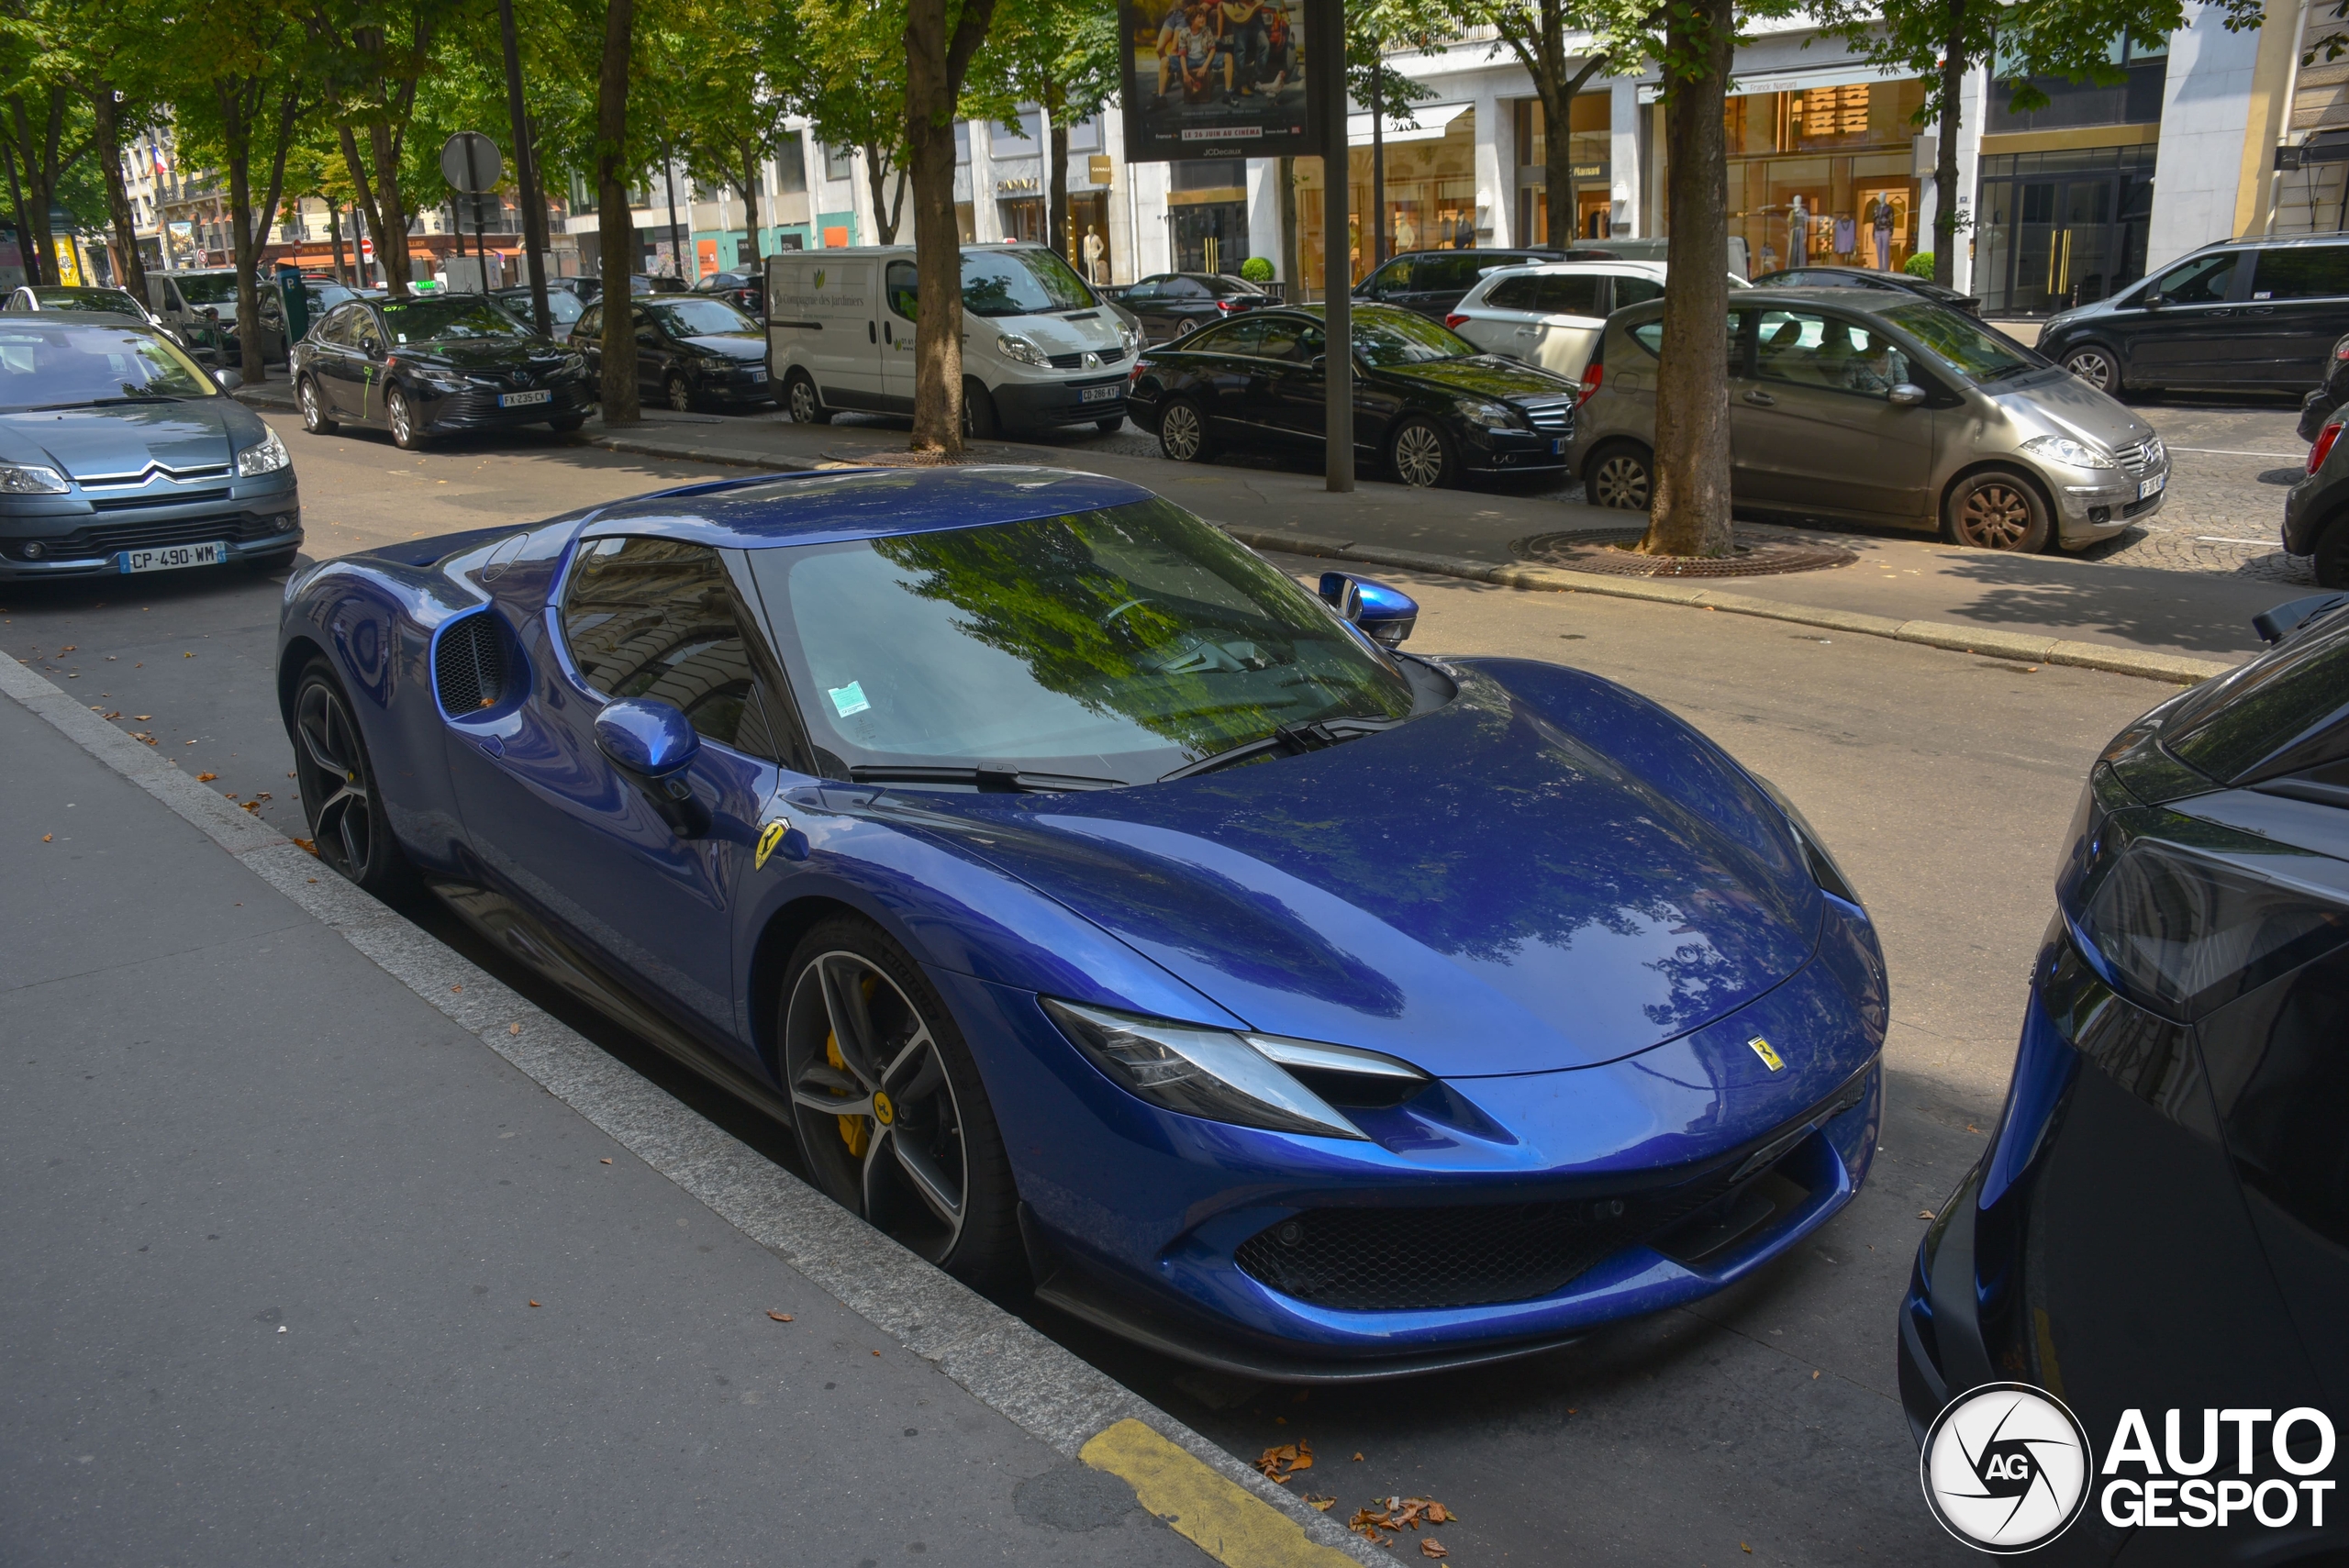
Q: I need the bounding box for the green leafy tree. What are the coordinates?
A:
[1435,0,1617,249]
[0,7,94,286]
[976,0,1119,261]
[674,0,802,271]
[791,0,913,246]
[306,0,459,296]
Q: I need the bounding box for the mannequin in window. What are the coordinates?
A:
[1083,226,1106,284]
[1788,194,1809,267]
[1867,195,1896,271]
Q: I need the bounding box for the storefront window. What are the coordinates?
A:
[1514,95,1613,243]
[1976,144,2154,314]
[1296,106,1476,292]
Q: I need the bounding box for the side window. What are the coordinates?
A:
[1253,317,1309,360]
[886,260,918,320]
[1751,310,1911,395]
[1196,317,1266,355]
[1484,275,1541,311]
[562,537,778,755]
[1533,275,1607,317]
[1369,260,1413,296]
[1631,314,1742,373]
[1168,277,1209,299]
[1611,275,1664,309]
[2251,246,2349,301]
[352,313,384,354]
[2153,252,2239,306]
[578,304,603,339]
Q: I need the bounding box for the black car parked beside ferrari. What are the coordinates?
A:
[2040,234,2349,398]
[291,294,594,450]
[1099,272,1275,342]
[1125,301,1578,488]
[574,295,773,411]
[1900,589,2349,1563]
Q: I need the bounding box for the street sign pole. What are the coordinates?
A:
[1310,0,1353,493]
[440,132,506,298]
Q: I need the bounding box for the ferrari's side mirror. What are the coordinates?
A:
[1318,571,1419,648]
[595,697,699,778]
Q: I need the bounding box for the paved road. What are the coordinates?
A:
[6,426,2178,1564]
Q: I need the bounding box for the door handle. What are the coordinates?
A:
[1742,389,1776,406]
[868,320,876,342]
[2244,306,2276,316]
[884,321,893,342]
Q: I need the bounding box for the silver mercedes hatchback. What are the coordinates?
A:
[1568,288,2168,550]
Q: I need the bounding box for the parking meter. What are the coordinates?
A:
[275,263,309,349]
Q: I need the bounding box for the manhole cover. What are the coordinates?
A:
[1512,528,1858,578]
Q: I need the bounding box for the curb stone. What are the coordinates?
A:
[0,650,1387,1568]
[1222,528,2240,685]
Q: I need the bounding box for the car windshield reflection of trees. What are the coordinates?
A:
[752,499,1413,785]
[646,298,755,337]
[0,323,216,409]
[379,299,529,343]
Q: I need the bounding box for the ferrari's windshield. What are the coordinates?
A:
[749,497,1416,784]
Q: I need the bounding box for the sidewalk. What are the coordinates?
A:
[0,657,1372,1566]
[238,379,2288,673]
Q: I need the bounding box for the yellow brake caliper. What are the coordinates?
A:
[829,973,881,1158]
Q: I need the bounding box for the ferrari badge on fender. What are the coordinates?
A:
[754,817,792,871]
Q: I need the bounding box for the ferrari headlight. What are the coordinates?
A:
[997,332,1052,369]
[2020,434,2116,471]
[0,462,69,494]
[236,427,290,476]
[1041,999,1425,1140]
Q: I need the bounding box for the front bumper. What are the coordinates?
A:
[417,380,596,433]
[690,361,775,403]
[0,474,302,581]
[990,373,1129,430]
[1464,424,1575,476]
[2052,459,2169,544]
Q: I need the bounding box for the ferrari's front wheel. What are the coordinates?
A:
[290,659,413,896]
[779,917,1020,1291]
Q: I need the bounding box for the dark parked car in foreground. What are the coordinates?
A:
[575,295,772,411]
[278,464,1884,1377]
[291,294,593,449]
[1748,265,1983,317]
[1353,248,1568,321]
[2040,234,2349,396]
[0,312,299,581]
[1901,589,2349,1560]
[1127,302,1578,488]
[2285,406,2349,585]
[1103,272,1273,342]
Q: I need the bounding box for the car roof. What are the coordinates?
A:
[576,465,1159,550]
[1611,285,1944,318]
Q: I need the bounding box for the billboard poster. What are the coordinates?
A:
[1119,0,1319,162]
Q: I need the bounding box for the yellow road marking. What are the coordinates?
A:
[1079,1419,1358,1567]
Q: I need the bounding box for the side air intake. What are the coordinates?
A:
[433,613,506,716]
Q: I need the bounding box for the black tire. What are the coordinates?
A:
[1095,415,1125,435]
[1943,468,2053,551]
[785,370,832,424]
[1387,417,1457,488]
[2315,520,2349,589]
[962,378,1001,439]
[665,372,694,413]
[778,916,1021,1292]
[296,375,337,434]
[1156,396,1213,462]
[386,387,424,450]
[289,659,414,896]
[1585,440,1654,510]
[547,413,585,433]
[2062,344,2121,395]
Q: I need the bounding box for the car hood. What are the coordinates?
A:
[0,396,251,480]
[1987,370,2158,453]
[680,332,765,360]
[985,310,1126,355]
[870,660,1823,1077]
[1377,355,1576,401]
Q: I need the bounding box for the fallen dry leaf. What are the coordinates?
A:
[1812,1370,1821,1379]
[1255,1441,1313,1483]
[507,1022,521,1035]
[1304,1494,1336,1512]
[183,651,194,658]
[1419,1540,1447,1560]
[766,1310,794,1322]
[196,772,217,782]
[294,838,317,854]
[103,711,120,719]
[254,792,271,801]
[1918,1209,1935,1220]
[871,1350,880,1357]
[599,1158,612,1164]
[239,801,261,814]
[451,984,463,993]
[1352,1451,1364,1462]
[132,715,150,721]
[59,645,73,652]
[1742,1544,1753,1554]
[529,1300,541,1308]
[41,833,51,842]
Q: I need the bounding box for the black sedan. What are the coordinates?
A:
[1126,303,1578,488]
[1748,265,1983,317]
[1899,588,2349,1558]
[575,295,772,411]
[693,269,763,317]
[1103,272,1272,343]
[0,311,301,581]
[491,284,586,338]
[290,294,594,450]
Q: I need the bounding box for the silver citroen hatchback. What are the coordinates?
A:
[1568,288,2168,550]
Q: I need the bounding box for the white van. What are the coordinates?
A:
[766,243,1139,436]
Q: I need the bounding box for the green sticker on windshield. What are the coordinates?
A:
[828,681,871,718]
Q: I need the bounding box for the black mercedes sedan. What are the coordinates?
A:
[574,295,772,411]
[0,311,300,582]
[290,294,593,450]
[1900,590,2349,1558]
[1125,302,1578,488]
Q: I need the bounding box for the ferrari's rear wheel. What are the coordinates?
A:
[779,917,1019,1290]
[290,659,412,895]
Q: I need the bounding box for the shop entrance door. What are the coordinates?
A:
[1977,150,2154,315]
[1171,201,1248,276]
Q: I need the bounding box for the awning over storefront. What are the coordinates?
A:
[1347,102,1471,146]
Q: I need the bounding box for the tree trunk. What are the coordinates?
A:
[1641,0,1735,559]
[904,0,1000,454]
[1277,155,1298,295]
[863,145,908,245]
[1048,116,1070,261]
[367,119,413,295]
[217,83,266,384]
[328,196,348,284]
[596,0,640,422]
[1934,0,1964,288]
[1542,86,1573,246]
[662,152,682,278]
[335,124,385,286]
[92,88,146,303]
[738,143,763,270]
[2,131,39,287]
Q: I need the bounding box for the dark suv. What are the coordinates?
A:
[2038,234,2349,396]
[1353,249,1567,321]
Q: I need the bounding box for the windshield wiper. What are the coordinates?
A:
[1158,717,1399,783]
[847,764,1126,793]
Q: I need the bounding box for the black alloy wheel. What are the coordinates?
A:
[665,372,695,413]
[290,660,412,895]
[2064,346,2119,394]
[1944,469,2052,551]
[297,375,337,434]
[1388,417,1456,488]
[1586,442,1653,510]
[779,917,1019,1288]
[786,371,831,424]
[1156,397,1212,462]
[386,387,423,450]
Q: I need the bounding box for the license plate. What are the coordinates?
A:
[119,541,225,574]
[498,389,552,408]
[2137,473,2165,501]
[750,368,768,383]
[1551,438,1569,454]
[1080,384,1120,404]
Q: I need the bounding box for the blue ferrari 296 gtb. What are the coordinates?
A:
[277,466,1886,1378]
